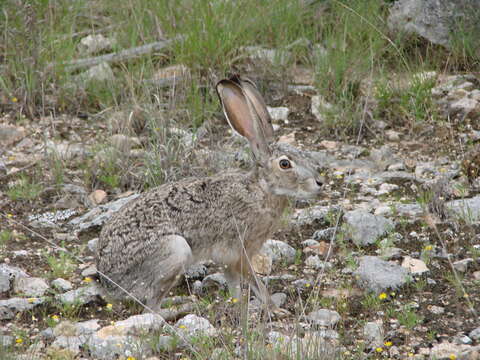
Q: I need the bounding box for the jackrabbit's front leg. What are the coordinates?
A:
[225,254,291,318]
[224,254,271,305]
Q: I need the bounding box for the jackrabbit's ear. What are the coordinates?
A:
[216,77,271,161]
[232,75,274,142]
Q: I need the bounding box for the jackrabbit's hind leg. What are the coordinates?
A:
[144,235,193,311]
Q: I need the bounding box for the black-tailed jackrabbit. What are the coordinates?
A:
[96,75,323,311]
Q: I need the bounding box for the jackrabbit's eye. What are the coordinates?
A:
[279,159,291,169]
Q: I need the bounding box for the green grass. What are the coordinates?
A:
[2,0,479,123]
[0,230,13,247]
[374,74,438,130]
[397,304,423,330]
[6,176,43,201]
[45,248,77,279]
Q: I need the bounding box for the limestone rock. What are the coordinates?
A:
[388,0,479,47]
[354,256,409,293]
[343,210,394,246]
[13,276,49,297]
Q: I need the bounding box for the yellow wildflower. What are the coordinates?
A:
[126,357,136,360]
[15,338,23,344]
[12,97,18,103]
[231,298,238,304]
[449,355,457,360]
[424,245,433,251]
[375,347,383,353]
[179,325,186,329]
[83,277,92,283]
[106,303,113,310]
[27,298,36,303]
[6,213,13,218]
[305,283,311,288]
[384,341,393,347]
[378,292,387,300]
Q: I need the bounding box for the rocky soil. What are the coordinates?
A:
[1,67,480,360]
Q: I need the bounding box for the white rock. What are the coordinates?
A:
[261,239,297,265]
[374,205,392,216]
[388,162,406,171]
[363,321,383,348]
[13,277,49,297]
[450,97,479,116]
[452,258,473,272]
[80,34,115,54]
[76,319,101,335]
[0,263,28,293]
[267,106,290,122]
[385,130,400,141]
[87,238,99,253]
[430,341,472,359]
[0,297,44,320]
[354,256,409,293]
[428,305,445,315]
[307,309,341,327]
[305,255,331,270]
[81,265,98,277]
[401,256,429,275]
[98,313,164,336]
[77,62,114,83]
[378,183,399,195]
[57,283,103,305]
[175,314,217,337]
[271,292,287,308]
[343,210,394,246]
[201,273,228,292]
[469,327,480,340]
[311,95,334,122]
[12,250,29,257]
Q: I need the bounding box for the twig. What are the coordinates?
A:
[51,37,181,72]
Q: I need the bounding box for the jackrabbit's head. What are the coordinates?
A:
[216,75,323,200]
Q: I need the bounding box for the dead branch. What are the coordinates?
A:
[53,37,180,72]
